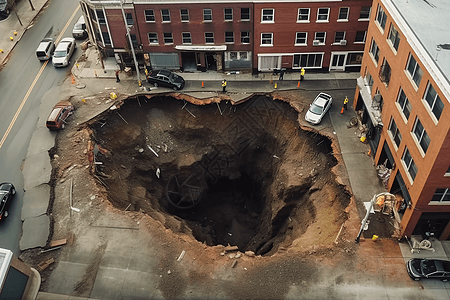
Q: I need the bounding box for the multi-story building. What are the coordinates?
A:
[79,0,372,73]
[355,0,450,239]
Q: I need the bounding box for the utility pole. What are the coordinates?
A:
[119,0,141,86]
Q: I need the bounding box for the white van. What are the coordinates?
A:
[72,15,87,39]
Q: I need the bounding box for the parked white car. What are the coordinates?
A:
[305,92,333,125]
[52,37,76,67]
[36,38,55,61]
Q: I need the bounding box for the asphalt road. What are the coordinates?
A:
[0,0,82,255]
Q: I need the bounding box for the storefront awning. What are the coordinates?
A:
[175,45,227,51]
[356,76,383,127]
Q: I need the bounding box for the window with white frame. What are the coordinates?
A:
[261,33,273,46]
[262,9,274,22]
[314,32,326,44]
[359,6,371,20]
[126,13,134,25]
[355,31,366,43]
[224,8,233,21]
[406,54,423,88]
[180,9,189,22]
[379,58,391,86]
[388,24,400,52]
[241,31,250,44]
[334,31,345,43]
[293,53,323,68]
[101,32,111,46]
[297,8,310,22]
[147,32,158,44]
[338,7,349,21]
[97,10,106,24]
[163,32,173,44]
[241,8,250,21]
[145,10,155,22]
[402,147,418,182]
[396,88,411,120]
[431,188,450,203]
[161,9,170,22]
[365,71,374,93]
[225,32,234,43]
[388,118,402,149]
[412,118,430,154]
[424,83,444,121]
[203,9,212,21]
[369,39,380,64]
[205,32,214,44]
[295,32,307,45]
[376,4,387,31]
[317,8,329,22]
[182,32,192,44]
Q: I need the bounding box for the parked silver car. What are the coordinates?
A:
[305,92,333,125]
[52,37,76,67]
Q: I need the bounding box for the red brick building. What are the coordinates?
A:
[355,0,450,239]
[80,0,371,73]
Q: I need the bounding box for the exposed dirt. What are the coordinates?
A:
[20,90,358,292]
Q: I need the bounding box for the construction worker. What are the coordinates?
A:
[343,96,349,110]
[300,67,305,81]
[222,79,227,92]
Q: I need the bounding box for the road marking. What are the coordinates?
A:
[0,6,80,149]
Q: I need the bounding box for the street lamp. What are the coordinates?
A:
[119,0,141,86]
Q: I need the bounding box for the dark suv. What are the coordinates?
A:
[146,69,185,90]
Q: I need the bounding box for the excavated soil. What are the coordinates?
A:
[87,94,351,256]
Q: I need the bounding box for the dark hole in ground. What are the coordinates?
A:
[89,95,350,255]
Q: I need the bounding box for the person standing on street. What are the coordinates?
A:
[279,68,285,80]
[300,67,305,81]
[115,70,120,83]
[222,79,227,92]
[343,96,349,110]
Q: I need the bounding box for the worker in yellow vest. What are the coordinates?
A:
[222,79,227,92]
[300,67,305,81]
[343,96,349,110]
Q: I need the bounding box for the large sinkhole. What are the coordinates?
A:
[90,95,351,256]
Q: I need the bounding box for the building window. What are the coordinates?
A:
[388,24,400,52]
[402,147,418,182]
[334,31,345,43]
[412,118,430,154]
[431,188,450,203]
[147,32,158,44]
[338,7,349,21]
[130,34,138,47]
[359,6,371,20]
[126,13,134,26]
[182,32,192,44]
[369,39,380,64]
[396,88,411,121]
[365,71,374,93]
[163,33,173,44]
[298,8,310,22]
[161,9,170,22]
[424,83,444,121]
[314,32,326,44]
[376,4,387,31]
[101,32,111,46]
[261,33,273,46]
[317,8,329,22]
[203,9,212,21]
[295,32,307,45]
[96,10,106,24]
[205,32,214,44]
[225,32,234,43]
[346,53,363,65]
[293,53,323,68]
[241,8,250,21]
[262,9,274,22]
[445,166,450,177]
[180,9,189,22]
[406,54,423,89]
[355,31,366,43]
[388,118,402,149]
[224,8,233,21]
[379,59,391,86]
[145,10,155,22]
[241,31,250,44]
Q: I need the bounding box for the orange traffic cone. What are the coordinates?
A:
[202,81,204,88]
[71,75,75,84]
[297,81,300,88]
[340,107,344,114]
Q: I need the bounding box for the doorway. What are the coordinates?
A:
[330,53,347,71]
[181,52,197,71]
[205,52,217,71]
